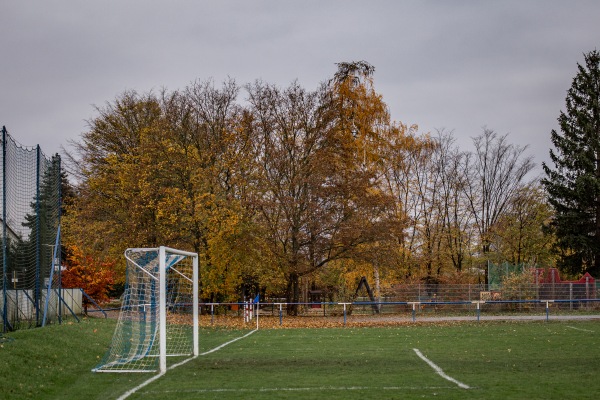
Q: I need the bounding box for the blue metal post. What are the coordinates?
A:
[42,228,61,326]
[56,156,62,323]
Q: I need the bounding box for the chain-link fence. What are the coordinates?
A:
[1,127,62,332]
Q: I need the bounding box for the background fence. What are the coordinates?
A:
[179,282,600,325]
[0,127,62,332]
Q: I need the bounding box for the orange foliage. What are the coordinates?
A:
[61,245,116,304]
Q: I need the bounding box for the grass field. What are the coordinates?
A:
[1,318,599,399]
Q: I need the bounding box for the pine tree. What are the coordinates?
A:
[542,50,600,276]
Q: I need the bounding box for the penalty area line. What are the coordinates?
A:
[413,348,471,389]
[116,329,258,400]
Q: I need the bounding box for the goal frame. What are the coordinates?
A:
[158,246,199,372]
[93,246,198,373]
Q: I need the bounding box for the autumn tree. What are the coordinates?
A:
[431,130,473,274]
[65,91,164,281]
[379,123,428,279]
[65,82,258,300]
[381,128,474,282]
[489,181,553,266]
[464,129,534,257]
[157,80,259,301]
[244,63,400,313]
[61,245,116,306]
[543,50,600,276]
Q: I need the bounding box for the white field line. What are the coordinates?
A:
[141,385,458,394]
[116,329,258,400]
[199,329,257,355]
[413,348,470,389]
[566,325,595,333]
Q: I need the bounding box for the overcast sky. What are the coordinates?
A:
[2,1,600,175]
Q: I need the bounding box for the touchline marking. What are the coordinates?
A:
[413,348,470,389]
[566,326,594,333]
[116,329,258,400]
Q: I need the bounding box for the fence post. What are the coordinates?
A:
[585,276,590,297]
[278,303,283,326]
[473,301,481,322]
[468,284,471,302]
[569,283,573,311]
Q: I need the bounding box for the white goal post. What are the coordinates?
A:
[93,247,198,373]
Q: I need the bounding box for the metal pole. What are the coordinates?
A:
[192,252,199,357]
[569,283,573,311]
[278,303,283,326]
[158,246,167,373]
[1,126,8,332]
[34,145,41,325]
[585,276,590,310]
[56,155,62,323]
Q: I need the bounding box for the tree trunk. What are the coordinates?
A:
[373,264,381,313]
[285,272,300,316]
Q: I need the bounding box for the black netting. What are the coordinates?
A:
[1,127,62,331]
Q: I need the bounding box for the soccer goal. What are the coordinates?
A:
[93,247,198,373]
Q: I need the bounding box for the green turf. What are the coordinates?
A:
[0,318,598,399]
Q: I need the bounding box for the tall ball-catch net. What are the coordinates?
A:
[93,247,198,373]
[1,127,62,332]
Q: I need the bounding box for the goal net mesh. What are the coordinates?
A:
[93,247,197,372]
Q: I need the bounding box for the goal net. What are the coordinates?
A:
[93,247,198,373]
